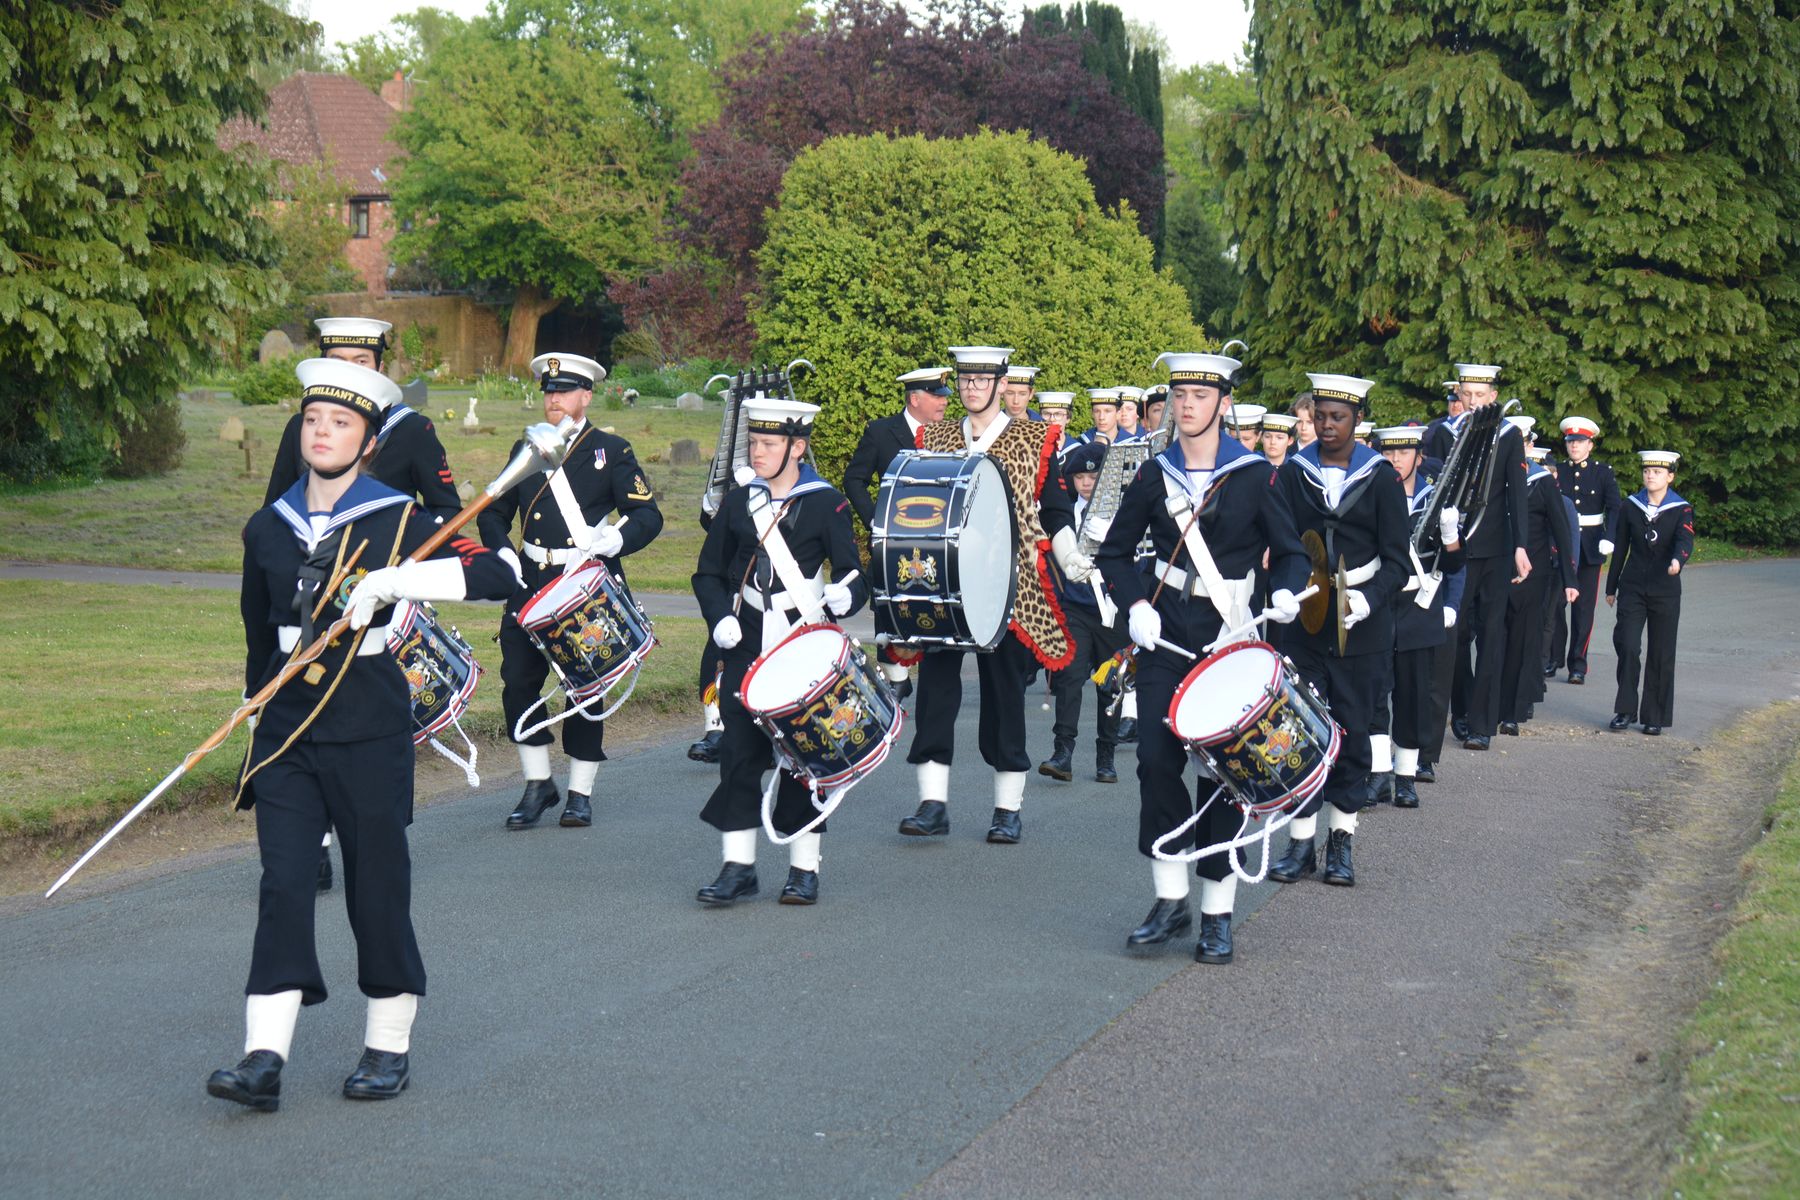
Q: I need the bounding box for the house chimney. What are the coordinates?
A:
[379,70,409,113]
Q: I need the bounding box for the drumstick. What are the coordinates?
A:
[1153,638,1197,660]
[1201,585,1321,654]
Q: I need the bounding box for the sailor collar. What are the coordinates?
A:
[747,462,835,503]
[1292,440,1384,504]
[1628,488,1687,515]
[273,473,410,551]
[1155,433,1264,499]
[1406,475,1436,514]
[378,403,415,442]
[1526,463,1554,485]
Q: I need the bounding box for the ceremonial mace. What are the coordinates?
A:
[44,419,578,899]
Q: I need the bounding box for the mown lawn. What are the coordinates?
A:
[0,390,723,592]
[1668,745,1800,1198]
[0,579,706,840]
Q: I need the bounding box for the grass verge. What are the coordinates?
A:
[1668,750,1800,1198]
[0,579,706,844]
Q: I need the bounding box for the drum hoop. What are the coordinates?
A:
[752,699,905,787]
[1168,638,1281,743]
[517,561,607,628]
[740,622,852,717]
[414,661,483,742]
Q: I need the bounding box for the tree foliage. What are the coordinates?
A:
[753,130,1200,488]
[1209,2,1800,544]
[0,0,308,481]
[615,0,1165,359]
[331,6,467,93]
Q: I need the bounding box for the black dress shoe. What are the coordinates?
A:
[1415,761,1436,784]
[898,800,949,837]
[1126,897,1192,946]
[1195,912,1234,963]
[1115,717,1138,744]
[696,862,759,906]
[1498,721,1520,736]
[1568,672,1585,685]
[1642,724,1662,736]
[779,867,819,905]
[686,729,723,764]
[1544,664,1558,678]
[1608,713,1633,732]
[986,807,1022,844]
[1463,735,1490,751]
[894,677,913,702]
[206,1050,283,1112]
[1038,742,1073,782]
[1451,716,1470,742]
[559,791,592,827]
[1323,829,1355,886]
[505,779,561,829]
[1095,743,1118,784]
[316,846,333,893]
[1393,775,1420,808]
[1269,833,1316,883]
[1365,770,1394,805]
[342,1048,409,1100]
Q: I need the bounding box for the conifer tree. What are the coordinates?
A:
[1209,2,1800,542]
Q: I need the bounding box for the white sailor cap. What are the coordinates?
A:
[898,366,952,395]
[1638,450,1681,468]
[1354,420,1376,438]
[1154,352,1239,387]
[1086,387,1122,408]
[1560,415,1600,439]
[1226,403,1268,429]
[1142,383,1169,401]
[744,397,820,437]
[1305,373,1376,409]
[949,346,1013,375]
[314,317,393,353]
[1527,445,1552,463]
[1005,364,1040,383]
[295,357,400,423]
[1036,391,1075,412]
[1115,385,1145,402]
[530,352,605,392]
[1372,424,1424,449]
[1455,362,1502,384]
[1506,414,1537,438]
[1262,412,1298,433]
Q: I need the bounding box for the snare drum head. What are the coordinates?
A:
[1171,643,1281,742]
[958,456,1015,646]
[742,626,849,714]
[518,563,602,629]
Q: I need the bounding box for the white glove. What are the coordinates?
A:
[1439,506,1461,545]
[1128,601,1162,651]
[582,522,624,559]
[1342,588,1371,629]
[241,695,257,734]
[822,580,854,617]
[1268,588,1301,624]
[345,558,466,630]
[733,465,757,487]
[1050,527,1094,583]
[1084,516,1112,545]
[496,546,524,587]
[712,615,742,650]
[1443,607,1458,629]
[1598,538,1615,557]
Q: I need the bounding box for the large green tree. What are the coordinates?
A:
[1210,2,1800,543]
[754,129,1200,487]
[0,0,308,481]
[388,15,673,371]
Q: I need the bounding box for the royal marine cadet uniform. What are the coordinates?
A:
[1269,374,1410,889]
[691,398,867,906]
[477,353,663,830]
[1606,451,1693,733]
[1553,416,1622,683]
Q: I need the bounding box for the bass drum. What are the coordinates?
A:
[870,450,1016,652]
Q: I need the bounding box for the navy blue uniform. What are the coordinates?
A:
[1452,420,1531,738]
[1607,490,1693,726]
[266,405,461,522]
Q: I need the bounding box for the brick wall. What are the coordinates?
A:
[309,291,506,378]
[342,197,396,293]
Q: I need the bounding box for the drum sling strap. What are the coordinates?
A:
[746,488,826,647]
[1161,472,1253,632]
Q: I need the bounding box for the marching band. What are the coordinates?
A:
[170,319,1690,1112]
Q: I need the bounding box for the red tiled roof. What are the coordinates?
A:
[219,72,402,196]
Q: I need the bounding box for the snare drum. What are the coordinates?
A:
[516,561,655,702]
[739,624,903,790]
[1167,641,1340,814]
[871,451,1016,651]
[385,601,482,747]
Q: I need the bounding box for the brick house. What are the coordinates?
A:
[220,72,411,294]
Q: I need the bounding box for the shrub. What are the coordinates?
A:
[232,356,302,407]
[109,398,188,478]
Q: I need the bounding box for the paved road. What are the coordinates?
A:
[2,561,1796,1198]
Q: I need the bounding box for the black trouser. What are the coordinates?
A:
[1613,586,1681,725]
[1500,568,1550,723]
[500,605,607,759]
[1425,634,1456,762]
[1134,637,1241,881]
[1565,561,1603,675]
[247,732,424,1005]
[907,636,1035,773]
[1370,648,1394,737]
[1285,642,1375,816]
[1543,574,1568,670]
[1050,601,1126,750]
[700,639,821,836]
[1453,554,1512,737]
[1391,645,1437,752]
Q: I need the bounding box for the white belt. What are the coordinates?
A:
[1151,559,1254,602]
[1342,557,1379,586]
[739,584,802,614]
[522,542,582,566]
[1578,513,1605,527]
[278,624,389,655]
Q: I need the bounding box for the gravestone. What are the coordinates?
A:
[669,439,700,465]
[218,416,246,443]
[257,329,294,363]
[674,392,704,412]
